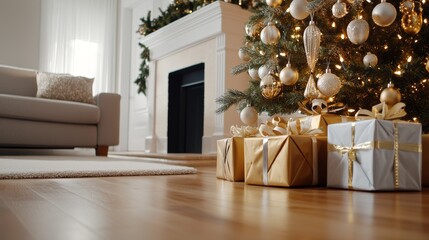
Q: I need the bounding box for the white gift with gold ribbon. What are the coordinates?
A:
[327,119,422,191]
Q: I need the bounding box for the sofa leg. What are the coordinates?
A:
[96,146,109,156]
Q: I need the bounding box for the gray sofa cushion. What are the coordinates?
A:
[0,94,100,124]
[0,65,37,97]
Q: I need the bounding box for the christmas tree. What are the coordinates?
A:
[216,0,429,131]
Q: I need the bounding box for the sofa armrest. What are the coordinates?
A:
[94,93,121,146]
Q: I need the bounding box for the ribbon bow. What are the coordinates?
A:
[230,125,259,137]
[298,99,345,115]
[259,116,288,136]
[287,117,324,136]
[355,102,407,120]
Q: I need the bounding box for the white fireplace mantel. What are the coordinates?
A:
[140,1,251,153]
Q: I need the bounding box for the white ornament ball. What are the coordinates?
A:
[347,19,370,45]
[363,52,378,67]
[372,0,397,27]
[266,0,282,7]
[279,63,299,86]
[426,59,429,73]
[240,105,259,125]
[332,0,347,19]
[289,0,310,20]
[258,65,269,79]
[238,48,251,62]
[317,68,341,97]
[248,68,260,80]
[260,22,281,45]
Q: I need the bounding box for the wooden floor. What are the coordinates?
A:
[1,156,429,240]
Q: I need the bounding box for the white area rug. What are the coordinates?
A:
[0,156,197,179]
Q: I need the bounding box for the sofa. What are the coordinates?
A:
[0,65,120,156]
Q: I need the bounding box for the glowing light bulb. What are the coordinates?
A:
[407,56,412,62]
[339,55,344,62]
[332,22,336,28]
[397,34,402,40]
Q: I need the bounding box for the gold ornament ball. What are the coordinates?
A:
[260,73,282,99]
[380,84,401,106]
[401,10,422,35]
[372,0,397,27]
[266,0,282,7]
[279,63,299,86]
[317,68,341,97]
[347,19,370,45]
[240,105,259,125]
[260,22,281,45]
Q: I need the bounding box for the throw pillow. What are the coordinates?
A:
[36,72,95,104]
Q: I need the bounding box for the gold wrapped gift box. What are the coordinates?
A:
[244,135,327,187]
[299,114,354,136]
[216,137,245,182]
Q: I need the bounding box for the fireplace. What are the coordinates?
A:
[168,63,205,153]
[138,1,251,153]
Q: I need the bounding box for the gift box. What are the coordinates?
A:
[244,135,327,187]
[422,134,429,187]
[216,137,245,182]
[299,114,354,136]
[327,119,422,191]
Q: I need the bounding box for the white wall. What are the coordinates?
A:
[117,0,172,152]
[0,0,41,69]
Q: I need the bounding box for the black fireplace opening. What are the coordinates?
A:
[167,63,204,153]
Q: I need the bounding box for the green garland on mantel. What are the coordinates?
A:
[135,0,264,95]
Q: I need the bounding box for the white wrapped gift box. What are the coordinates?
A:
[327,119,422,191]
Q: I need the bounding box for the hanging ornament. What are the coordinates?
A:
[238,48,251,61]
[266,0,282,7]
[380,82,402,107]
[332,0,348,18]
[317,66,341,98]
[279,61,299,86]
[240,104,259,125]
[426,59,429,73]
[303,14,321,99]
[347,18,370,45]
[304,74,319,99]
[260,22,281,45]
[258,65,269,79]
[260,72,282,99]
[372,0,397,27]
[363,52,378,67]
[248,68,260,80]
[289,0,310,20]
[400,0,423,35]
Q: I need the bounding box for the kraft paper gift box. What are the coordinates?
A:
[299,114,354,136]
[327,119,422,191]
[244,135,327,187]
[422,134,429,187]
[216,137,245,182]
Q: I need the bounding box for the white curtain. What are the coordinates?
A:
[39,0,117,94]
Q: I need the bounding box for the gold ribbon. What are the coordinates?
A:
[230,125,259,137]
[328,123,421,189]
[259,116,324,137]
[355,102,407,120]
[222,138,231,180]
[259,116,288,136]
[298,98,345,115]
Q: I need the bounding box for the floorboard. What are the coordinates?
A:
[0,158,428,240]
